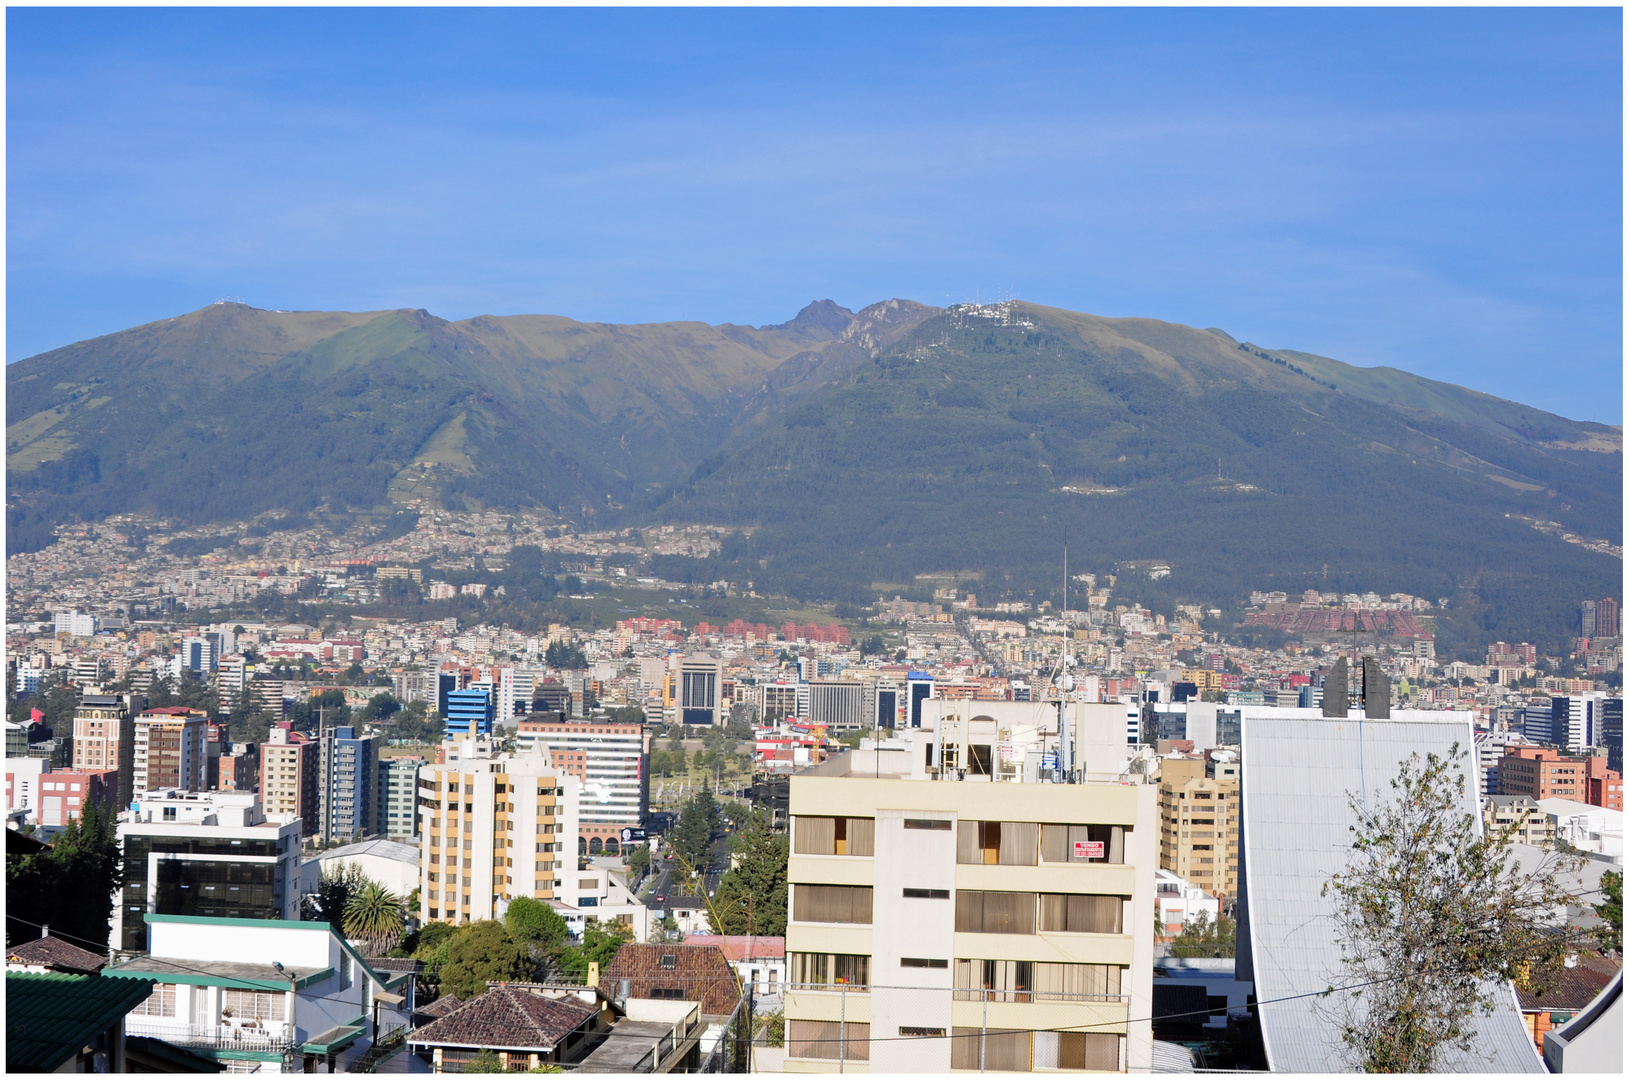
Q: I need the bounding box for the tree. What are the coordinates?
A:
[708,811,788,936]
[5,802,122,951]
[557,919,633,983]
[506,897,569,951]
[673,788,720,870]
[439,921,533,1000]
[627,844,651,881]
[1169,910,1235,958]
[544,641,587,669]
[1594,870,1622,955]
[1322,745,1588,1073]
[344,881,406,955]
[304,862,368,929]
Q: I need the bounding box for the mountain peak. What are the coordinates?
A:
[767,299,855,340]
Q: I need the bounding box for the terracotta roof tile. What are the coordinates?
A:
[409,986,597,1051]
[600,943,741,1017]
[6,936,106,974]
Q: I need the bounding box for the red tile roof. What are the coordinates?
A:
[681,934,785,961]
[6,935,106,974]
[409,986,598,1051]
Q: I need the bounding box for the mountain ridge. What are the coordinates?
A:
[7,297,1619,653]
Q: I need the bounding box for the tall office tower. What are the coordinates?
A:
[114,790,303,953]
[417,740,582,926]
[1581,600,1598,638]
[1155,758,1240,900]
[1596,597,1620,639]
[132,708,208,797]
[1603,698,1622,775]
[260,723,319,837]
[494,667,540,723]
[1551,694,1607,753]
[761,682,810,723]
[216,654,250,709]
[514,718,648,855]
[677,655,723,726]
[782,755,1156,1073]
[808,680,868,730]
[444,687,494,738]
[319,725,379,843]
[73,693,136,808]
[178,636,218,675]
[377,755,425,841]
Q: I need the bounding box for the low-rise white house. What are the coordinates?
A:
[105,914,414,1073]
[301,837,422,899]
[1155,868,1220,939]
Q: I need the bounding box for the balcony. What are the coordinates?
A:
[125,1021,295,1055]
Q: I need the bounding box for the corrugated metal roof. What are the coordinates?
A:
[1239,715,1545,1073]
[6,971,157,1072]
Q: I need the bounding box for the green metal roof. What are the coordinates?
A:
[6,972,157,1072]
[299,1017,367,1055]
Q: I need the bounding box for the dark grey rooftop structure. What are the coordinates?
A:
[1237,713,1545,1073]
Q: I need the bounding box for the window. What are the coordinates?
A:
[132,984,177,1017]
[955,891,1036,934]
[660,954,678,970]
[793,884,873,924]
[901,958,948,969]
[903,888,950,899]
[221,989,285,1022]
[1040,824,1125,864]
[951,1028,1028,1070]
[903,818,951,831]
[1034,1031,1122,1071]
[788,1020,869,1061]
[957,821,1037,865]
[1039,894,1124,934]
[1033,962,1124,999]
[955,959,1032,1002]
[900,1026,944,1037]
[793,816,875,856]
[789,952,869,987]
[650,987,685,1000]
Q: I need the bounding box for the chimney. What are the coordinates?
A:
[40,924,49,939]
[587,961,599,988]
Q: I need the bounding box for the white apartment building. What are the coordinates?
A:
[54,611,97,637]
[515,718,648,853]
[417,738,584,925]
[781,725,1156,1074]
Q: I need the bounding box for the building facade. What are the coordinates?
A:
[318,725,378,843]
[514,718,648,853]
[114,791,303,954]
[1483,795,1555,846]
[782,756,1156,1073]
[1155,758,1240,900]
[377,755,424,841]
[132,707,207,797]
[260,724,319,837]
[444,687,494,738]
[417,739,583,926]
[1499,745,1621,808]
[72,693,135,809]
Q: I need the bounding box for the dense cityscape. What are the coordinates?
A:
[5,508,1622,1072]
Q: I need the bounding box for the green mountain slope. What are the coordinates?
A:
[6,296,1619,654]
[648,302,1620,655]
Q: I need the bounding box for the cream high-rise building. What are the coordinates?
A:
[417,738,583,925]
[132,707,208,798]
[1155,757,1240,900]
[782,725,1156,1074]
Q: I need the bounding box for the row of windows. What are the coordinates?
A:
[786,1021,1121,1071]
[790,886,1126,935]
[791,817,1126,865]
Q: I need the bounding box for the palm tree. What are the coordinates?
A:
[343,881,406,956]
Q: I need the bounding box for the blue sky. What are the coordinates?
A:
[7,8,1622,421]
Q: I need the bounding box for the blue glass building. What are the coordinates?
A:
[444,687,494,738]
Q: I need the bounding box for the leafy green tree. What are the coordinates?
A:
[1323,746,1589,1072]
[5,803,122,951]
[1169,910,1235,958]
[708,811,788,936]
[627,844,651,881]
[672,787,720,869]
[304,862,368,929]
[544,641,587,669]
[506,897,569,951]
[1594,870,1622,955]
[344,880,406,955]
[439,921,533,1000]
[557,919,633,983]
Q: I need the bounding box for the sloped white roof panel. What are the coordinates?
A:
[1239,714,1545,1073]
